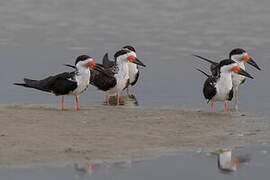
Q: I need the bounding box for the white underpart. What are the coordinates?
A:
[213,72,233,101]
[107,53,131,94]
[231,53,247,88]
[128,63,139,84]
[128,51,139,85]
[212,64,236,102]
[69,59,91,96]
[218,150,236,171]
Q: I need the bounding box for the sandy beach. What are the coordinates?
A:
[0,104,268,167]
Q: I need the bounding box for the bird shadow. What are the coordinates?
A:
[104,95,139,107]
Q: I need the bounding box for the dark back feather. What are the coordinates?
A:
[14,72,77,96]
[102,53,115,68]
[90,69,116,91]
[203,76,217,102]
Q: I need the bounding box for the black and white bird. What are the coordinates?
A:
[14,55,102,111]
[91,49,145,105]
[193,48,260,111]
[102,45,142,96]
[196,59,253,115]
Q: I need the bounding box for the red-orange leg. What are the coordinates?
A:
[62,96,64,111]
[88,163,94,170]
[106,92,110,106]
[126,87,129,96]
[225,102,228,116]
[76,96,80,111]
[211,101,214,115]
[116,93,120,106]
[232,157,239,169]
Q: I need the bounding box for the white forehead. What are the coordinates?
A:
[76,58,93,67]
[231,52,248,62]
[127,51,136,57]
[221,62,238,72]
[129,51,136,57]
[118,51,134,59]
[122,48,136,57]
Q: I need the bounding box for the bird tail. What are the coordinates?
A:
[63,64,76,69]
[102,53,109,65]
[14,78,51,92]
[102,53,114,68]
[192,54,219,66]
[195,68,211,78]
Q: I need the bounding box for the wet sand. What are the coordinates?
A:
[0,104,268,167]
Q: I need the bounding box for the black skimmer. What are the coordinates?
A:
[193,48,260,111]
[102,45,142,96]
[14,55,102,111]
[92,49,145,105]
[196,59,253,115]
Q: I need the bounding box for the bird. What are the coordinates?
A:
[64,49,145,106]
[14,55,102,111]
[196,59,253,115]
[91,49,145,106]
[102,45,142,96]
[193,48,260,111]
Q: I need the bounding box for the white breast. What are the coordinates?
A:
[70,69,90,96]
[107,62,129,94]
[128,63,139,84]
[213,72,233,101]
[232,61,245,88]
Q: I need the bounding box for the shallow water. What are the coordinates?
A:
[0,0,270,114]
[1,144,270,180]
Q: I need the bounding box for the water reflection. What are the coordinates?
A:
[74,162,95,177]
[216,149,250,173]
[105,95,139,106]
[113,159,134,169]
[1,145,270,180]
[73,159,133,178]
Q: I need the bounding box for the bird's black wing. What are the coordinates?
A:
[227,87,234,101]
[210,64,220,77]
[196,68,210,78]
[90,68,117,91]
[203,76,217,102]
[14,72,77,96]
[63,64,77,70]
[102,53,115,68]
[49,72,77,95]
[63,62,116,91]
[193,54,220,76]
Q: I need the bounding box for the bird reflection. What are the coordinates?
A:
[216,149,250,172]
[74,162,94,177]
[114,159,133,169]
[105,95,138,106]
